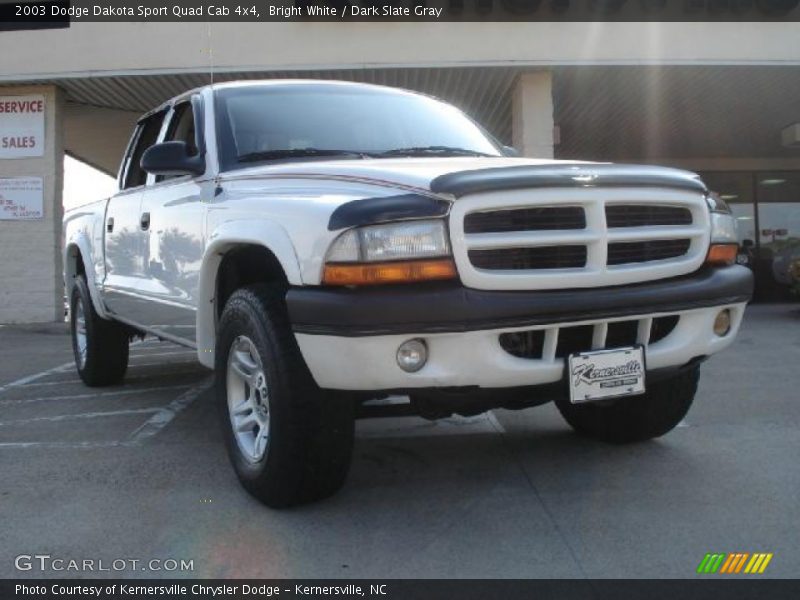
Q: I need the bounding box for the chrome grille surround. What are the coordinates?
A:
[448,187,710,290]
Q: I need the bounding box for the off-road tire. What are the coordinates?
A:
[554,366,699,443]
[69,275,130,386]
[215,283,355,508]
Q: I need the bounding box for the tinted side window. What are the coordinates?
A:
[124,111,165,189]
[157,103,198,182]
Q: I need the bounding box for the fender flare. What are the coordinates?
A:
[64,232,112,320]
[196,219,303,367]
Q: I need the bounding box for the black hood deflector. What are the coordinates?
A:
[430,164,708,197]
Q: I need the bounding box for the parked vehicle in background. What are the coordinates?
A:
[63,81,753,507]
[771,243,800,285]
[788,257,800,297]
[737,239,756,269]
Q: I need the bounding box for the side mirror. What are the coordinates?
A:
[502,145,520,157]
[141,141,205,177]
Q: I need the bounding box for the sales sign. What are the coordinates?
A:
[0,95,45,158]
[0,177,44,220]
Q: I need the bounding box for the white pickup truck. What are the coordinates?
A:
[63,80,752,507]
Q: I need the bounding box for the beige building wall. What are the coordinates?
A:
[64,104,139,176]
[512,72,554,159]
[0,85,64,323]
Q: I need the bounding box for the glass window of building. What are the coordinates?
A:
[755,172,800,292]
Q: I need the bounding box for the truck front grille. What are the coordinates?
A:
[607,239,692,265]
[464,206,586,233]
[499,315,680,360]
[606,205,692,228]
[449,188,710,290]
[468,245,587,270]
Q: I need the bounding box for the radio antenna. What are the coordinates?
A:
[207,22,215,85]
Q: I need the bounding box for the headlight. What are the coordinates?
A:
[323,220,457,285]
[705,193,731,214]
[710,212,738,244]
[326,220,451,263]
[706,193,738,265]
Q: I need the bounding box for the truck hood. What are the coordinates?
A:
[224,157,554,192]
[222,157,707,197]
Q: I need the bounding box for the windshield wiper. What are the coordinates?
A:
[237,148,369,162]
[375,146,494,158]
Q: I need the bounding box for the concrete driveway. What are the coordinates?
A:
[0,304,798,579]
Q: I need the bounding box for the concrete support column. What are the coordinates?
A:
[0,85,64,323]
[512,71,555,158]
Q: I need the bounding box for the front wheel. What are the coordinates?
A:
[215,283,355,508]
[554,366,699,444]
[69,276,130,386]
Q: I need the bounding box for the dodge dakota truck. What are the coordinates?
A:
[63,80,753,507]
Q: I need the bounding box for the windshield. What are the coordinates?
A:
[214,84,502,171]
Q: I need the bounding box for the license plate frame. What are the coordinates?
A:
[567,345,646,404]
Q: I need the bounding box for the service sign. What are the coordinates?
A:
[0,177,44,220]
[0,95,45,158]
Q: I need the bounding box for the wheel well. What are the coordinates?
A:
[66,244,86,282]
[215,245,288,318]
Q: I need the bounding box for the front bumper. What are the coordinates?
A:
[288,266,752,390]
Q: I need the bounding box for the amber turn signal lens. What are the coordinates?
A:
[323,259,457,286]
[706,243,738,266]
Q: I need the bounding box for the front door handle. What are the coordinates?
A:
[140,212,150,231]
[107,217,114,233]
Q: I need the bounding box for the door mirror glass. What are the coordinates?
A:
[502,145,520,157]
[141,141,205,177]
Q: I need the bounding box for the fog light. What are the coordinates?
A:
[397,339,427,373]
[713,309,732,336]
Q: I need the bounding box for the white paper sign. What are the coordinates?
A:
[0,95,45,158]
[0,177,44,220]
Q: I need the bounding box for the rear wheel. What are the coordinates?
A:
[215,283,355,508]
[554,367,699,443]
[69,276,129,386]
